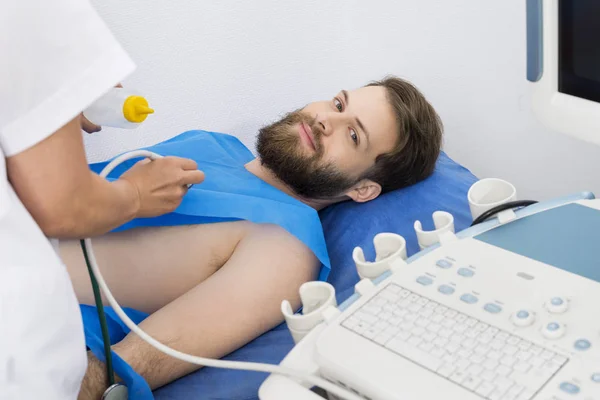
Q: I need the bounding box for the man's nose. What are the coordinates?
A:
[315,112,341,137]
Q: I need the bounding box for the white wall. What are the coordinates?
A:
[87,0,600,201]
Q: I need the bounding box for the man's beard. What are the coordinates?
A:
[256,110,358,199]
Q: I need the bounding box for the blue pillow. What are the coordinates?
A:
[153,151,477,399]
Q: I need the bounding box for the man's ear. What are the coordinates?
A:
[345,180,382,203]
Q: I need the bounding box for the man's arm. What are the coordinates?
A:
[81,224,319,395]
[7,116,204,238]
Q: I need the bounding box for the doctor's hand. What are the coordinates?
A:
[80,114,101,133]
[119,156,205,218]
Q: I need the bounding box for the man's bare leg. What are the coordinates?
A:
[78,224,318,397]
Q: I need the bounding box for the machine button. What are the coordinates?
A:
[438,285,455,295]
[546,296,569,314]
[559,382,580,395]
[541,322,566,339]
[483,303,502,314]
[511,310,536,327]
[592,373,600,383]
[457,268,474,277]
[460,294,478,304]
[416,276,433,286]
[436,260,453,269]
[574,339,591,351]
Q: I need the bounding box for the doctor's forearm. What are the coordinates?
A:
[7,117,141,238]
[47,172,141,238]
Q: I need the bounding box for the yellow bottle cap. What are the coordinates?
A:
[123,95,155,123]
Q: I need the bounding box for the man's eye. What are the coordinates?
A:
[334,98,343,112]
[350,129,358,144]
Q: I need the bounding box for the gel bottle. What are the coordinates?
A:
[83,87,154,129]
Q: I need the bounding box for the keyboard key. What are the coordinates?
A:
[437,364,456,377]
[362,304,382,316]
[507,335,521,346]
[443,354,458,365]
[416,275,433,286]
[456,359,471,371]
[463,375,482,390]
[460,293,479,304]
[470,354,485,365]
[475,322,489,331]
[483,359,499,370]
[444,309,458,318]
[467,364,484,376]
[404,313,418,322]
[430,346,446,359]
[488,350,503,360]
[559,382,580,395]
[465,328,480,339]
[419,308,434,318]
[477,333,494,344]
[503,345,519,356]
[385,337,443,371]
[433,337,448,348]
[446,342,460,354]
[431,314,444,324]
[457,349,473,359]
[442,318,456,328]
[475,381,495,397]
[500,355,517,367]
[489,390,504,400]
[385,284,401,294]
[408,303,423,313]
[435,305,448,314]
[419,341,435,352]
[399,289,410,298]
[438,285,454,295]
[380,291,400,303]
[422,332,436,343]
[516,350,533,362]
[529,345,542,356]
[396,330,411,341]
[516,389,535,400]
[496,365,512,377]
[518,340,532,351]
[514,362,531,373]
[374,333,393,345]
[392,308,408,318]
[427,322,442,333]
[450,370,468,384]
[439,328,453,338]
[411,326,426,337]
[408,336,423,347]
[494,376,514,391]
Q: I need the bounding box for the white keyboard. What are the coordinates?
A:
[341,283,569,400]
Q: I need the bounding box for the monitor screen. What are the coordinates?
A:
[559,0,600,103]
[475,203,600,284]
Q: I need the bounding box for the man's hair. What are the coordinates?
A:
[361,76,443,193]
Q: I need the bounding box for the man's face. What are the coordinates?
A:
[256,85,398,199]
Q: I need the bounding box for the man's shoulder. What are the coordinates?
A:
[244,223,319,263]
